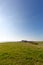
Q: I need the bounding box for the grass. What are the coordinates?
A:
[0,42,43,65]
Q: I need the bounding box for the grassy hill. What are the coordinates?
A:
[0,42,43,65]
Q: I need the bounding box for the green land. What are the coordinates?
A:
[0,42,43,65]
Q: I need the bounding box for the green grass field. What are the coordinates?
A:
[0,42,43,65]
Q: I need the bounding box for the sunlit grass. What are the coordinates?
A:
[0,42,43,65]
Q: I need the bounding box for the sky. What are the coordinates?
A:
[0,0,43,42]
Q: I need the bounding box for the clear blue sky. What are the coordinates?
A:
[0,0,43,42]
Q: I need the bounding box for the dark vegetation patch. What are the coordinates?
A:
[21,40,38,45]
